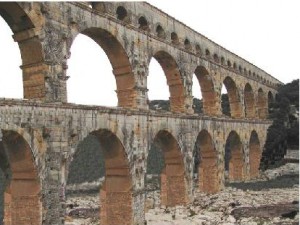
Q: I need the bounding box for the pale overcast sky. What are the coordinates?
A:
[0,1,299,106]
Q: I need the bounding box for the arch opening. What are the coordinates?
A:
[192,74,202,114]
[221,85,230,116]
[138,16,149,31]
[66,130,133,225]
[148,51,185,113]
[257,88,267,119]
[0,3,45,101]
[116,6,128,21]
[213,53,219,63]
[205,49,210,58]
[0,13,22,99]
[222,77,243,118]
[148,57,170,111]
[67,28,135,108]
[193,66,218,115]
[244,83,255,118]
[225,131,244,182]
[156,25,166,39]
[195,44,201,56]
[249,131,261,178]
[146,130,186,209]
[268,91,274,117]
[0,130,41,225]
[184,38,191,50]
[171,32,179,45]
[193,130,219,193]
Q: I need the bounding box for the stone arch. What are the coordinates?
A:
[156,24,166,39]
[148,130,187,207]
[195,44,201,56]
[171,32,179,45]
[225,131,245,182]
[193,130,219,193]
[194,66,218,115]
[244,83,255,118]
[149,51,185,113]
[268,91,274,116]
[184,38,191,50]
[213,53,219,63]
[205,49,210,58]
[0,2,44,100]
[227,60,232,67]
[249,130,261,178]
[116,5,128,22]
[67,129,133,225]
[138,16,149,31]
[0,130,41,225]
[69,27,136,108]
[257,88,267,119]
[223,76,243,118]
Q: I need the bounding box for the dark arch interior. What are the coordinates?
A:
[184,39,191,50]
[67,129,133,225]
[244,83,255,118]
[146,130,186,208]
[0,130,41,225]
[268,91,274,116]
[213,54,219,63]
[195,44,201,55]
[225,131,244,182]
[116,6,128,21]
[249,130,261,178]
[138,16,149,31]
[156,25,165,39]
[171,32,179,45]
[205,49,210,57]
[257,88,267,119]
[193,130,219,193]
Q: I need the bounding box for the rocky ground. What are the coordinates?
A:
[65,157,299,225]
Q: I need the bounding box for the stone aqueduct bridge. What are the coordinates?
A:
[0,2,282,225]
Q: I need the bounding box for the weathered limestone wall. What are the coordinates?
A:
[0,99,270,224]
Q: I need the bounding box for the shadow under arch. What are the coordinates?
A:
[193,66,218,116]
[193,129,219,193]
[223,76,243,118]
[267,91,274,116]
[0,130,41,225]
[149,51,185,113]
[225,130,245,182]
[69,27,136,108]
[0,2,44,100]
[146,130,187,207]
[244,83,255,118]
[257,88,268,119]
[66,129,133,225]
[249,130,261,178]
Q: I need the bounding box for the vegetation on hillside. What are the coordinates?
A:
[260,79,299,169]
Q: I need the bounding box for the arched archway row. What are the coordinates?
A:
[1,2,278,116]
[197,65,279,119]
[188,121,270,189]
[145,117,270,196]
